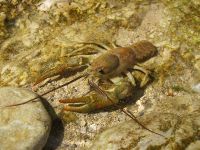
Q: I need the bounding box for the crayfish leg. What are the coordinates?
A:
[133,65,151,87]
[32,65,69,86]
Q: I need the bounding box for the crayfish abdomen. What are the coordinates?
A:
[129,40,158,62]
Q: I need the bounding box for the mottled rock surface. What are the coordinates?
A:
[90,95,200,149]
[0,87,52,150]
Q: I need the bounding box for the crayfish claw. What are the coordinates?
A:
[59,93,117,113]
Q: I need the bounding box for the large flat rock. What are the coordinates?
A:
[90,95,200,149]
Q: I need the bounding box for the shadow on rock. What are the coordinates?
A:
[40,97,64,150]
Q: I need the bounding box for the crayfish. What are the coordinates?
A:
[3,40,165,137]
[56,40,157,112]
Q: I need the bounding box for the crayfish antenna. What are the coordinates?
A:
[0,73,89,108]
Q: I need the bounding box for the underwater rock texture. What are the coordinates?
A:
[90,94,200,149]
[0,87,52,150]
[0,0,199,149]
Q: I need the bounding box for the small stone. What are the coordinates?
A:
[192,83,200,93]
[88,124,97,132]
[80,119,86,127]
[0,87,52,150]
[186,141,200,150]
[80,127,87,134]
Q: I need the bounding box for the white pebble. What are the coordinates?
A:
[192,83,200,93]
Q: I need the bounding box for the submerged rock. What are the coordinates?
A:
[90,95,200,149]
[0,87,52,150]
[0,0,200,149]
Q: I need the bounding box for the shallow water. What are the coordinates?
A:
[0,0,200,149]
